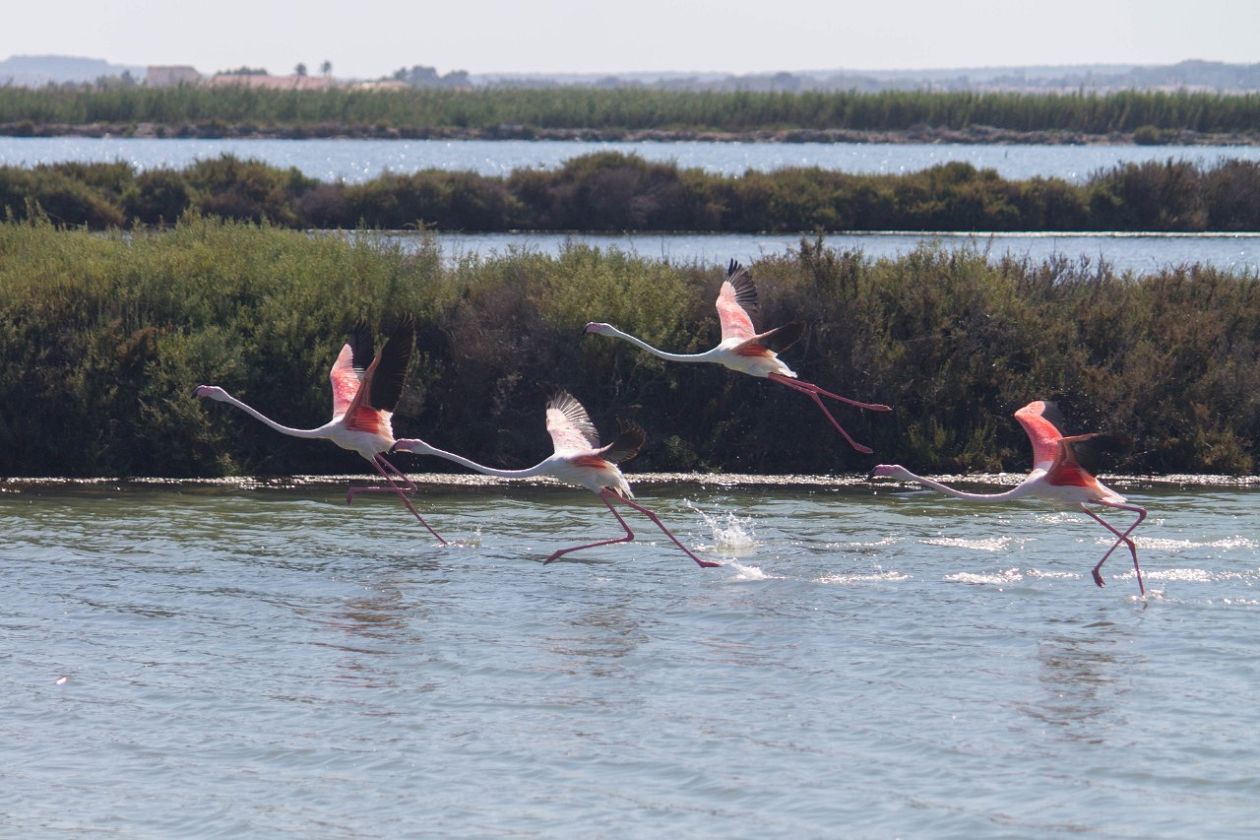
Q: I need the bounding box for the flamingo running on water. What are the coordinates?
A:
[392,390,718,568]
[867,400,1148,594]
[583,259,891,453]
[194,319,446,545]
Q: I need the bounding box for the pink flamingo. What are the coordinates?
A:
[584,259,891,453]
[868,400,1148,594]
[194,319,446,545]
[392,390,718,568]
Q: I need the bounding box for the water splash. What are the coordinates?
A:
[450,527,482,549]
[924,535,1015,552]
[944,568,1023,586]
[1025,568,1080,580]
[685,501,758,555]
[816,569,911,585]
[1133,536,1258,552]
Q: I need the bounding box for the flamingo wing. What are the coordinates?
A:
[1046,433,1106,488]
[597,421,645,464]
[342,319,414,435]
[367,318,415,414]
[1014,400,1066,470]
[329,323,373,419]
[732,321,805,357]
[716,259,759,342]
[546,390,601,454]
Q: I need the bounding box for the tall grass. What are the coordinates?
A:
[3,87,1260,135]
[2,217,1258,477]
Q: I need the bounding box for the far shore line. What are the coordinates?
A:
[4,122,1260,146]
[3,474,1256,490]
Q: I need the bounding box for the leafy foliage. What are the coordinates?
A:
[2,218,1259,477]
[1,153,1259,233]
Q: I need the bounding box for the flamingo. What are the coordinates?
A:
[391,390,718,568]
[194,319,446,545]
[583,259,891,453]
[867,400,1148,594]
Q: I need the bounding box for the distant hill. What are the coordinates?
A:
[473,60,1260,93]
[0,55,144,86]
[3,54,1258,94]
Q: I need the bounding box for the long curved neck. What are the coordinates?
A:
[899,470,1037,502]
[601,326,715,364]
[217,391,327,439]
[416,443,552,479]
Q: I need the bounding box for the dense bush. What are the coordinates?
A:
[2,153,1259,233]
[2,217,1259,478]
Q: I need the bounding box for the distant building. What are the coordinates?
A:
[209,73,339,91]
[352,80,410,92]
[146,65,202,87]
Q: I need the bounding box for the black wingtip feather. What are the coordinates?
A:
[604,421,645,464]
[368,317,415,413]
[761,321,806,355]
[349,320,374,372]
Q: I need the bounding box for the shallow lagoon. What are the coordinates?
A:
[3,477,1258,836]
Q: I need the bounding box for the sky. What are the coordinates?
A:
[4,0,1257,78]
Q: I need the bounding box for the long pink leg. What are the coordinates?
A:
[614,493,720,568]
[774,374,893,413]
[768,374,877,454]
[542,491,636,564]
[1080,502,1147,594]
[346,455,419,503]
[346,454,447,546]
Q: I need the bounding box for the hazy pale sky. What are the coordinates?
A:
[5,0,1256,78]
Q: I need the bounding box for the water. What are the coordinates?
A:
[3,136,1259,183]
[404,230,1260,275]
[4,477,1259,836]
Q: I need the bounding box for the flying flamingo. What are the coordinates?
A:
[583,259,891,453]
[194,319,446,545]
[391,390,718,568]
[867,400,1148,594]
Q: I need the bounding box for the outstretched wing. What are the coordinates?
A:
[716,259,759,342]
[545,390,601,454]
[1014,400,1065,470]
[598,421,644,464]
[329,322,374,419]
[368,317,415,414]
[1046,433,1107,487]
[733,321,805,358]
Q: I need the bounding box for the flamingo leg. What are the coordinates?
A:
[768,374,877,454]
[346,456,419,503]
[613,492,720,568]
[347,454,447,546]
[1079,502,1147,595]
[542,491,636,565]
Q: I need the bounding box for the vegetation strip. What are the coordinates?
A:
[3,152,1260,232]
[3,86,1260,139]
[2,218,1258,478]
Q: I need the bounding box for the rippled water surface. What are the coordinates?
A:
[398,230,1260,274]
[4,136,1259,182]
[3,478,1259,836]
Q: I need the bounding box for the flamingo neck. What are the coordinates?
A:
[407,441,552,479]
[216,391,327,440]
[896,469,1038,502]
[600,326,716,364]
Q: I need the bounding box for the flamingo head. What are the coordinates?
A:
[194,385,228,402]
[583,322,614,337]
[867,464,913,482]
[390,438,435,456]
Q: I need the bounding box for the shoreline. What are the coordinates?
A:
[2,473,1257,491]
[5,122,1260,146]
